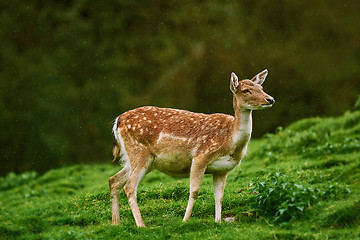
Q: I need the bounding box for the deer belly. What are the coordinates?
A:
[152,153,192,178]
[206,155,240,174]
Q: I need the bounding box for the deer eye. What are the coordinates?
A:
[242,89,251,94]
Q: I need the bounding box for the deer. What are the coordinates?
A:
[109,69,274,227]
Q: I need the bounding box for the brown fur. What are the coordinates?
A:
[118,107,234,156]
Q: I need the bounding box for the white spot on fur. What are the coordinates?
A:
[156,132,189,144]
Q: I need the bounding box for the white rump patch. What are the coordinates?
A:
[113,117,130,166]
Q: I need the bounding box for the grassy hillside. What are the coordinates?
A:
[1,111,359,239]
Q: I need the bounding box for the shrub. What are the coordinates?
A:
[249,172,350,225]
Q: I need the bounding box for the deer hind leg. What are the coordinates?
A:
[183,159,207,222]
[213,173,227,223]
[109,165,130,225]
[123,150,152,227]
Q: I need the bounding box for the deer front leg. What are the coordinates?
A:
[183,160,206,222]
[213,173,227,223]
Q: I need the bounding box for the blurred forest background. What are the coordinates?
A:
[1,0,359,176]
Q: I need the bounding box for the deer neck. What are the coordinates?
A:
[231,95,252,146]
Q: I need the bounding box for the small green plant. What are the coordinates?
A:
[249,172,350,225]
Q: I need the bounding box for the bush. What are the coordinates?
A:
[249,172,350,225]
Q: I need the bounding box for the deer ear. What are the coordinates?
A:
[251,69,268,85]
[230,72,239,94]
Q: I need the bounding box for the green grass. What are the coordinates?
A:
[1,111,360,239]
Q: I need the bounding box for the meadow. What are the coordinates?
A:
[1,110,360,239]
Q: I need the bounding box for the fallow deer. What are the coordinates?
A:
[109,70,274,227]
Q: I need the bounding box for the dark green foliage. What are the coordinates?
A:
[1,1,360,175]
[249,171,351,225]
[250,172,315,224]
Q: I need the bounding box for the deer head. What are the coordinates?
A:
[230,69,275,110]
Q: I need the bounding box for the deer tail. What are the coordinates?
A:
[112,116,121,162]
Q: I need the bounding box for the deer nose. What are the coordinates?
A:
[266,98,275,104]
